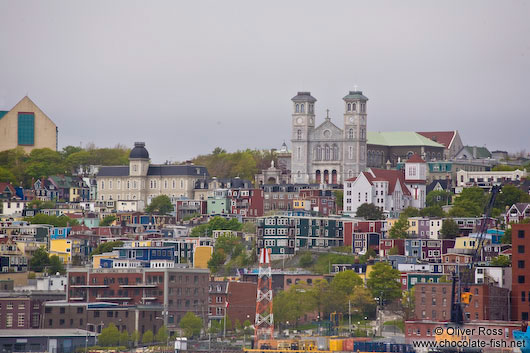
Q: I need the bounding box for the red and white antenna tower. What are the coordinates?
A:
[254,247,274,343]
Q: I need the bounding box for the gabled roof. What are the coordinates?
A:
[511,203,530,214]
[350,169,411,196]
[416,131,456,149]
[367,131,445,148]
[406,154,426,163]
[0,183,16,195]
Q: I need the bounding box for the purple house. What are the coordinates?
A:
[420,239,455,262]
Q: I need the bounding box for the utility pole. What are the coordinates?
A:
[348,300,352,335]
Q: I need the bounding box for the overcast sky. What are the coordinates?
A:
[1,1,529,163]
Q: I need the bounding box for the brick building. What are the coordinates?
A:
[65,267,209,334]
[415,283,510,322]
[511,223,530,321]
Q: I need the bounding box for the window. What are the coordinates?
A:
[297,129,302,140]
[519,276,525,284]
[519,260,525,269]
[348,128,354,139]
[519,245,525,254]
[6,313,13,328]
[519,230,525,239]
[18,112,35,145]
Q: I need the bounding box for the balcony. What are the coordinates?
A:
[120,283,158,288]
[70,284,109,288]
[96,296,131,301]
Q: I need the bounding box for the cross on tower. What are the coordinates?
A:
[354,84,359,91]
[326,109,330,120]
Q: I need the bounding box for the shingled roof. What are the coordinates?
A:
[416,131,456,149]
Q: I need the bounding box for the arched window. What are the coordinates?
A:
[407,151,414,159]
[332,145,339,160]
[316,146,322,160]
[360,128,365,139]
[349,146,353,160]
[352,103,356,111]
[347,103,351,111]
[325,145,330,160]
[297,130,302,140]
[309,104,313,113]
[300,103,305,113]
[295,104,299,113]
[348,128,354,139]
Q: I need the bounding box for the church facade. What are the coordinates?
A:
[291,91,368,184]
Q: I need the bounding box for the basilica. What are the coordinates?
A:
[290,90,368,184]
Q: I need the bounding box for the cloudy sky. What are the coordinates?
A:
[1,1,529,163]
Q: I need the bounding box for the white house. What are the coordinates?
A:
[456,169,527,192]
[505,203,530,224]
[475,266,512,290]
[1,200,27,216]
[343,154,427,216]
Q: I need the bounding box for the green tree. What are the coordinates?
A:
[450,187,487,217]
[47,255,66,275]
[420,205,445,218]
[29,246,49,272]
[401,206,420,217]
[401,288,416,320]
[100,215,117,226]
[274,284,315,327]
[241,222,257,234]
[388,247,400,255]
[349,286,377,319]
[334,190,343,211]
[90,241,124,256]
[130,330,140,347]
[155,325,169,345]
[25,214,79,227]
[440,218,460,239]
[490,255,511,267]
[25,148,65,179]
[179,312,203,338]
[298,252,313,268]
[501,227,512,244]
[145,195,174,215]
[142,329,154,345]
[243,319,253,336]
[119,331,130,347]
[207,250,227,273]
[0,166,16,183]
[330,270,363,297]
[355,203,384,220]
[367,262,402,304]
[495,184,530,209]
[98,323,120,347]
[426,190,452,207]
[389,217,409,239]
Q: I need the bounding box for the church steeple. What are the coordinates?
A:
[343,89,369,177]
[291,92,316,184]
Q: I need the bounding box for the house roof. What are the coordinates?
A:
[97,165,209,177]
[407,154,426,163]
[416,131,456,149]
[0,111,8,120]
[0,183,16,195]
[512,203,530,214]
[350,169,411,196]
[367,131,445,148]
[458,146,492,159]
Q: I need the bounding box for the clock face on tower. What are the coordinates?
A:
[297,117,303,124]
[349,117,354,123]
[309,117,313,124]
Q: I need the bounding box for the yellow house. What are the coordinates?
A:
[293,199,311,211]
[454,236,489,251]
[92,252,119,269]
[193,246,213,269]
[49,238,83,264]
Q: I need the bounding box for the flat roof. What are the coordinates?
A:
[0,329,96,337]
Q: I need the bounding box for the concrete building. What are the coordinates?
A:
[0,96,58,153]
[96,142,209,210]
[290,90,368,184]
[456,169,527,191]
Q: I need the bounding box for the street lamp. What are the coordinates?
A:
[85,322,104,353]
